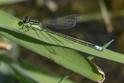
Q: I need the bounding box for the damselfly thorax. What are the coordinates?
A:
[18,16,44,31]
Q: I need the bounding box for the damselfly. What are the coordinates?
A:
[18,15,113,51]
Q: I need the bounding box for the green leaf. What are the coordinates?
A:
[0,61,73,83]
[0,10,104,82]
[0,50,73,83]
[0,10,123,64]
[1,31,104,82]
[0,62,14,75]
[0,0,27,5]
[11,63,73,83]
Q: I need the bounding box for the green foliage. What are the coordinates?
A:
[0,10,105,82]
[0,0,27,5]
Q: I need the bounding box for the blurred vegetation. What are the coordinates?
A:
[0,0,124,83]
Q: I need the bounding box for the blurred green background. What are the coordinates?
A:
[0,0,124,83]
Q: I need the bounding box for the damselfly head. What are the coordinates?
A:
[18,16,29,26]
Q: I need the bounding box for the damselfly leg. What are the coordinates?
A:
[18,22,30,32]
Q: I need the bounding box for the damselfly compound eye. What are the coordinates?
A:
[18,21,23,26]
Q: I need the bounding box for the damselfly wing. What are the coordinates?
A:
[42,14,78,29]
